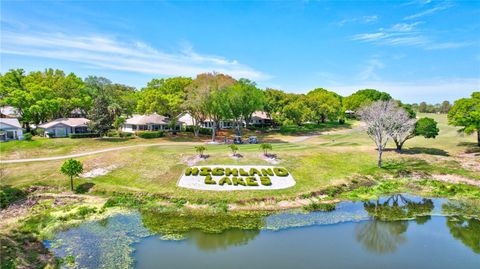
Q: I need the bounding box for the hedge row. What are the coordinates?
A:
[136,131,165,138]
[106,131,133,138]
[68,133,101,138]
[185,125,212,135]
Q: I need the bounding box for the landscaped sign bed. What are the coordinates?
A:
[177,165,296,191]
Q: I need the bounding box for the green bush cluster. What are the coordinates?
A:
[0,186,27,209]
[136,131,165,138]
[185,125,212,135]
[103,193,153,208]
[418,180,480,199]
[304,202,336,212]
[68,133,101,138]
[23,133,33,141]
[106,131,133,138]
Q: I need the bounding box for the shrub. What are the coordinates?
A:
[77,206,97,218]
[120,132,133,138]
[68,133,100,138]
[23,133,33,141]
[103,193,150,208]
[304,202,336,212]
[0,186,27,209]
[136,131,165,139]
[185,125,212,135]
[107,131,133,138]
[35,128,45,136]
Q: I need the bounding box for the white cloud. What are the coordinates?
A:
[357,59,385,81]
[352,20,471,50]
[404,2,454,20]
[336,15,378,26]
[363,15,378,23]
[353,32,386,41]
[0,31,270,80]
[391,22,423,32]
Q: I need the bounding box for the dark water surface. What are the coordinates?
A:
[45,195,480,269]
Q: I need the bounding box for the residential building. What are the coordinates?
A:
[38,118,91,138]
[121,113,180,133]
[250,111,273,126]
[0,118,24,141]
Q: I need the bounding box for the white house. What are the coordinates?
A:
[250,111,273,126]
[38,118,90,138]
[201,118,238,129]
[179,111,273,129]
[0,118,24,141]
[178,113,195,126]
[121,113,180,133]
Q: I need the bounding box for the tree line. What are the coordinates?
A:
[0,69,390,134]
[411,101,452,114]
[1,69,477,145]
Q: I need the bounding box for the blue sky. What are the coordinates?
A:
[1,0,479,103]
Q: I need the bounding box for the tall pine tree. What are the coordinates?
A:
[88,94,115,136]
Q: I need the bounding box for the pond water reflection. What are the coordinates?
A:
[45,195,480,269]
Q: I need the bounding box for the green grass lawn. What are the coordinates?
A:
[1,114,478,203]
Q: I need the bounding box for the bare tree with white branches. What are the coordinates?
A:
[390,110,417,151]
[359,100,409,167]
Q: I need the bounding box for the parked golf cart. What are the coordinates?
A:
[248,136,259,144]
[233,136,243,144]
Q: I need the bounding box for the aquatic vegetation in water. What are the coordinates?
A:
[45,212,150,269]
[140,208,268,238]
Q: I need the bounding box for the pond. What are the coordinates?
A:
[44,195,480,269]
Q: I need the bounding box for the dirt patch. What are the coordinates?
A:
[80,165,117,178]
[457,153,480,172]
[182,155,209,166]
[432,174,480,187]
[0,192,105,231]
[230,154,243,159]
[260,154,281,164]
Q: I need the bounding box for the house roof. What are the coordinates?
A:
[0,118,22,128]
[0,106,19,117]
[125,113,169,125]
[38,118,90,129]
[251,111,271,120]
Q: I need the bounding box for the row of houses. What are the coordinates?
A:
[0,108,273,141]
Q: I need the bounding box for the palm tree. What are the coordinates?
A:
[228,144,238,156]
[195,146,206,157]
[260,143,272,156]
